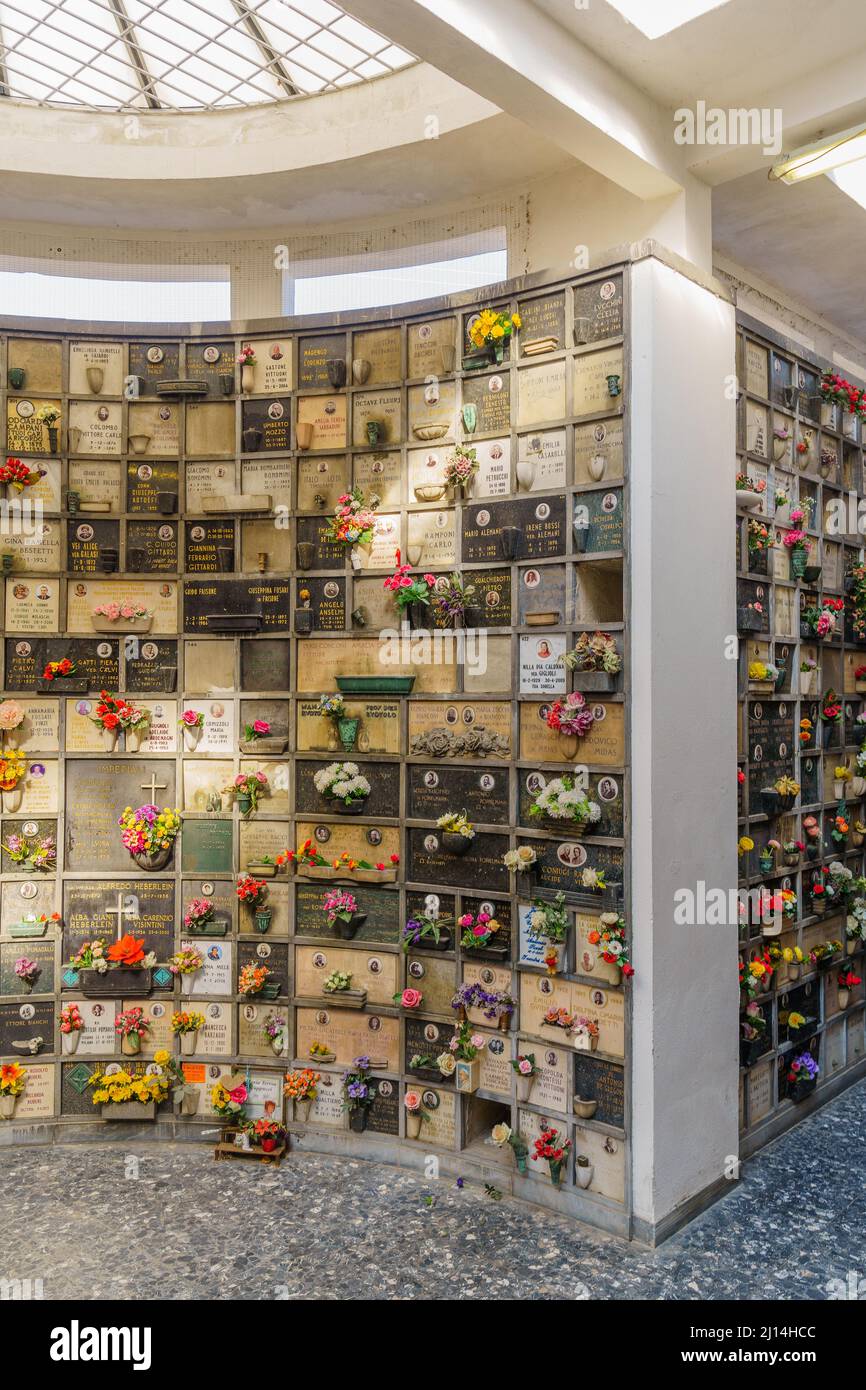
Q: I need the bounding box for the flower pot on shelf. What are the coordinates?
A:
[499,526,521,560]
[573,1032,598,1053]
[101,1101,157,1121]
[180,1030,199,1056]
[101,727,119,753]
[295,609,314,635]
[91,614,152,635]
[788,1078,816,1105]
[352,358,371,385]
[455,1057,481,1094]
[570,669,617,693]
[61,1030,80,1055]
[572,1097,597,1119]
[270,1036,285,1057]
[442,832,471,855]
[241,363,256,394]
[236,794,253,816]
[790,549,808,579]
[320,987,367,1010]
[127,434,151,455]
[326,359,347,389]
[8,368,25,390]
[296,422,314,451]
[547,1159,565,1186]
[78,966,153,997]
[132,847,173,872]
[330,796,368,815]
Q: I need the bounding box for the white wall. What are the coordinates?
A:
[629,256,739,1236]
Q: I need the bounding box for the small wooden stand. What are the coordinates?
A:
[213,1125,288,1167]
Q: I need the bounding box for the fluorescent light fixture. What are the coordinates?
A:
[827,157,866,211]
[770,124,866,184]
[606,0,730,39]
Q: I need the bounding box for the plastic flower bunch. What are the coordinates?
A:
[528,775,601,825]
[118,804,181,856]
[588,912,635,978]
[468,307,521,348]
[326,487,379,548]
[313,761,370,804]
[238,962,271,996]
[382,549,436,612]
[545,691,595,738]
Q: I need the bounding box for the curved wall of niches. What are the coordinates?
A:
[0,269,631,1234]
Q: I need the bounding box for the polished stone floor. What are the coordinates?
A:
[1,1080,864,1300]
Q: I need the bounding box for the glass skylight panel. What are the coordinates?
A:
[0,0,417,108]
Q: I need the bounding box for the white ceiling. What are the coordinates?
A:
[534,0,866,109]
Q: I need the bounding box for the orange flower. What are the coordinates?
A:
[107,933,146,966]
[587,930,600,945]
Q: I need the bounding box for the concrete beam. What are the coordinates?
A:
[340,0,693,200]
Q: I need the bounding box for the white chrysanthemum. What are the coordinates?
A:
[332,781,350,798]
[586,802,602,822]
[349,776,371,795]
[342,762,359,776]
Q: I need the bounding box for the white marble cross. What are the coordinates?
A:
[140,771,168,802]
[106,891,138,940]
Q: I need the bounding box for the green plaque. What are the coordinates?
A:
[181,819,233,874]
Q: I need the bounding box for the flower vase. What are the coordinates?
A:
[271,1035,285,1057]
[847,939,858,955]
[0,1096,18,1119]
[295,1099,313,1123]
[61,1030,80,1055]
[180,973,195,996]
[237,793,253,816]
[516,1074,536,1103]
[838,988,850,1010]
[182,1088,200,1115]
[102,727,118,753]
[125,1031,142,1055]
[547,1159,564,1187]
[183,723,202,751]
[406,1111,423,1140]
[349,1109,369,1134]
[515,458,535,492]
[337,717,359,751]
[254,908,272,934]
[3,788,23,813]
[790,549,808,579]
[132,846,172,871]
[241,364,255,394]
[575,1162,593,1190]
[125,727,143,753]
[3,726,23,749]
[180,1030,198,1056]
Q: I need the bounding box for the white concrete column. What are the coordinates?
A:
[628,255,739,1241]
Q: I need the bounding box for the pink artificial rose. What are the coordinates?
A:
[234,774,246,787]
[423,574,435,586]
[229,1084,247,1103]
[478,912,490,923]
[182,710,198,725]
[518,1058,533,1075]
[401,988,423,1009]
[253,720,269,734]
[459,913,473,928]
[470,1035,484,1049]
[399,576,412,587]
[473,924,487,937]
[255,770,267,783]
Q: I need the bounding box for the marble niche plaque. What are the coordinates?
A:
[573,487,624,552]
[521,770,623,838]
[186,402,235,457]
[574,417,624,487]
[62,879,175,967]
[181,820,233,876]
[408,764,509,825]
[240,398,290,453]
[519,633,567,695]
[0,938,54,997]
[126,638,178,694]
[518,291,566,353]
[241,639,290,693]
[461,371,511,437]
[517,360,566,428]
[66,579,176,636]
[295,576,345,630]
[128,342,180,395]
[185,461,234,512]
[183,578,290,632]
[243,338,293,395]
[0,701,59,751]
[517,429,566,492]
[464,567,511,626]
[295,881,399,943]
[239,1001,290,1059]
[296,1005,400,1071]
[6,397,62,455]
[3,519,62,573]
[185,521,235,573]
[127,402,180,455]
[353,451,402,509]
[519,699,625,767]
[68,459,122,512]
[408,827,509,891]
[298,333,346,389]
[295,758,401,821]
[573,274,623,343]
[408,699,511,758]
[22,458,61,511]
[518,563,566,626]
[68,400,122,455]
[744,341,769,399]
[296,455,350,513]
[352,389,401,447]
[186,342,235,395]
[295,944,396,1007]
[571,1053,624,1128]
[354,326,403,384]
[296,394,347,452]
[573,347,624,418]
[462,496,566,563]
[408,380,456,441]
[407,318,455,379]
[64,760,177,873]
[67,519,118,572]
[295,515,346,570]
[126,459,180,514]
[7,338,62,393]
[354,512,401,570]
[240,457,291,510]
[4,636,118,692]
[125,521,177,573]
[1,878,56,938]
[4,577,60,634]
[241,517,292,574]
[406,507,457,569]
[404,1016,455,1085]
[296,696,400,753]
[237,939,288,996]
[0,999,54,1055]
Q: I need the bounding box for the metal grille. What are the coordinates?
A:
[0,0,416,109]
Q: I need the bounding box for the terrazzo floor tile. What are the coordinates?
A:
[1,1080,863,1300]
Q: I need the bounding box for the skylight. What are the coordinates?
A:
[0,0,416,110]
[827,158,866,212]
[606,0,730,39]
